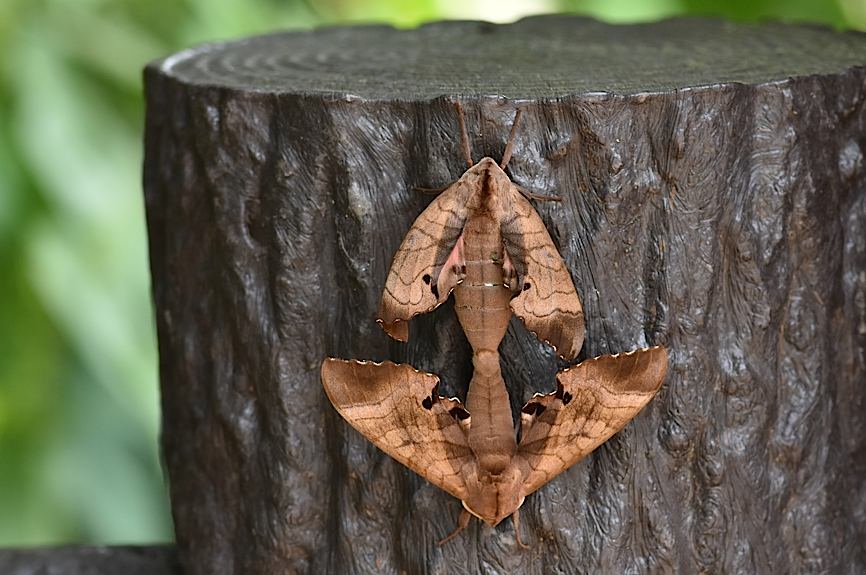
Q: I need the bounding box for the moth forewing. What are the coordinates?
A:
[376,176,476,340]
[515,347,669,498]
[320,358,475,502]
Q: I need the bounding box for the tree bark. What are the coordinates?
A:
[143,15,866,574]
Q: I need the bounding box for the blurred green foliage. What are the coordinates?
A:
[0,0,862,547]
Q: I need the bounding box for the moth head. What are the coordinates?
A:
[463,157,513,200]
[462,465,525,526]
[471,156,499,171]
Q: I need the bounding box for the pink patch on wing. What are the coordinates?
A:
[436,234,466,302]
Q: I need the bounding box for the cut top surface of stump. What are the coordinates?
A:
[152,15,866,100]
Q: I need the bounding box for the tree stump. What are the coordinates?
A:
[143,16,866,574]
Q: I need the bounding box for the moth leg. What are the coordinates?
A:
[454,101,473,168]
[512,509,530,549]
[514,184,563,203]
[438,508,472,546]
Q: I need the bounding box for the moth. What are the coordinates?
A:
[323,104,668,544]
[377,103,585,360]
[322,347,668,545]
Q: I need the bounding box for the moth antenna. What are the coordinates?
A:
[412,185,449,196]
[455,101,473,168]
[500,108,523,170]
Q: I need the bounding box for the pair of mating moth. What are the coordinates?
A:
[321,104,668,546]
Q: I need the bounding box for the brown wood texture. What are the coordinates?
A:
[144,16,866,574]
